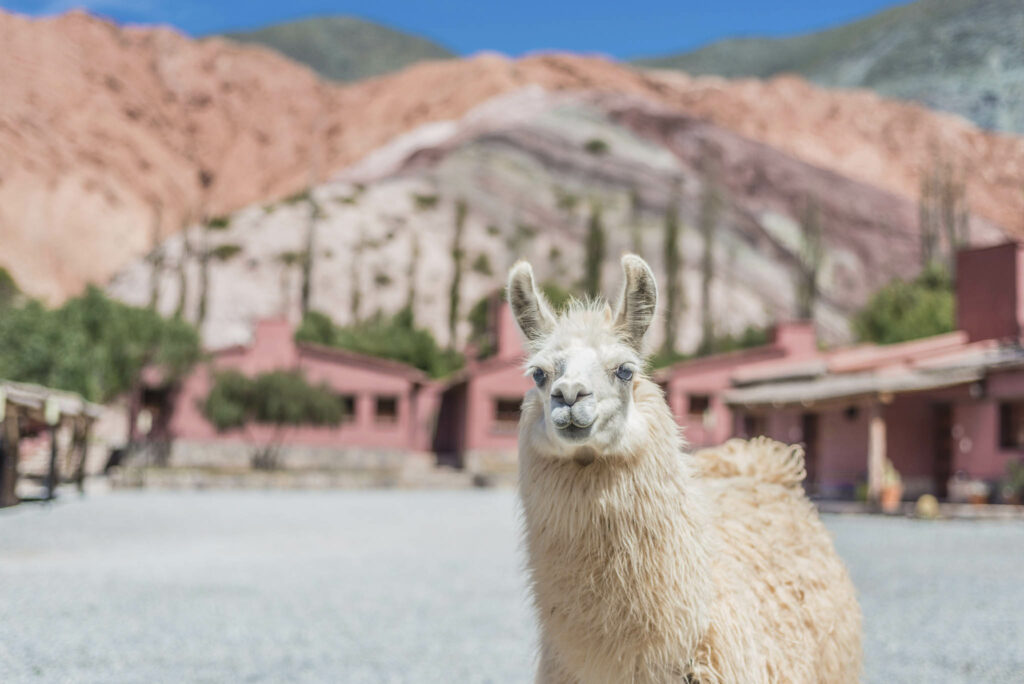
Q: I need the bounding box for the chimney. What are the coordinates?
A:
[956,242,1024,343]
[771,320,817,359]
[250,318,300,371]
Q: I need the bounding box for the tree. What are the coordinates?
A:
[448,199,467,349]
[919,154,969,276]
[0,287,200,403]
[406,230,420,324]
[300,191,322,316]
[662,180,685,355]
[146,201,164,310]
[697,177,722,352]
[0,266,20,308]
[629,187,643,256]
[296,309,463,379]
[583,200,606,299]
[795,196,825,320]
[853,264,955,345]
[203,369,343,469]
[196,169,215,325]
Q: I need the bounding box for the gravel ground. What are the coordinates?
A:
[1,490,1022,683]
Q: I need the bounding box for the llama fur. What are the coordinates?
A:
[510,255,862,683]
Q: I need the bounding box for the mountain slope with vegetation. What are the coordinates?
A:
[3,8,1023,308]
[635,0,1024,134]
[106,90,1007,356]
[222,16,453,82]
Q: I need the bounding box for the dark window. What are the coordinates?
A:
[688,394,710,417]
[338,395,356,423]
[742,413,765,437]
[1000,402,1024,449]
[844,405,860,422]
[375,396,398,423]
[494,398,521,425]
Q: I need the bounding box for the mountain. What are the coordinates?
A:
[635,0,1024,134]
[3,8,1024,308]
[106,89,1006,352]
[222,16,454,82]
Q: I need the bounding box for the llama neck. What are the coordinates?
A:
[519,380,713,677]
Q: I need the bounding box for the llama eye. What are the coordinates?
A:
[532,367,548,387]
[615,365,634,382]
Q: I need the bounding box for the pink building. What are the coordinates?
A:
[147,319,440,470]
[654,321,819,449]
[715,242,1024,502]
[434,299,531,476]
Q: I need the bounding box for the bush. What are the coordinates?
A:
[411,193,439,210]
[210,244,242,261]
[471,254,493,276]
[583,138,610,156]
[0,266,19,308]
[853,264,954,345]
[296,308,463,379]
[203,369,344,431]
[206,215,231,230]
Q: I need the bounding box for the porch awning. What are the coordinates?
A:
[0,380,104,421]
[723,367,984,408]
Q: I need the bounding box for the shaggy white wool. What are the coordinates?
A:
[512,257,862,684]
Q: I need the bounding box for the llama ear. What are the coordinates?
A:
[507,261,555,342]
[614,254,657,351]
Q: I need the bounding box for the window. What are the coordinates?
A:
[742,413,766,438]
[688,394,710,417]
[338,395,356,423]
[1000,402,1024,449]
[375,396,398,424]
[493,397,520,423]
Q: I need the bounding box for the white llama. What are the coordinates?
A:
[508,255,861,683]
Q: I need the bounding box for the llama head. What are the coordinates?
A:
[507,254,658,458]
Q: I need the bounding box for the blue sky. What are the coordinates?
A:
[5,0,903,58]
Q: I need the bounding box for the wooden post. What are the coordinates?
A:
[0,408,19,508]
[46,424,59,501]
[73,418,91,494]
[867,400,887,503]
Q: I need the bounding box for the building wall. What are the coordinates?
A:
[951,369,1024,480]
[957,242,1023,342]
[166,321,428,455]
[465,363,531,454]
[816,404,870,497]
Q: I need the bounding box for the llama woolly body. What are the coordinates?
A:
[510,256,861,683]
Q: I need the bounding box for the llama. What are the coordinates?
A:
[508,255,861,683]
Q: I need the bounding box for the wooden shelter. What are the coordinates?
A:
[0,380,103,507]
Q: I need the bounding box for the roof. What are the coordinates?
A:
[0,380,104,420]
[725,343,1024,407]
[297,342,431,383]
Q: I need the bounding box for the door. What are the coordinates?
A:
[933,403,953,499]
[801,413,819,495]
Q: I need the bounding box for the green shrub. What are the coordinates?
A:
[296,308,463,379]
[583,138,610,156]
[211,244,242,261]
[283,189,311,205]
[471,254,493,276]
[203,369,343,431]
[0,266,19,308]
[412,193,439,210]
[853,264,954,345]
[206,215,231,230]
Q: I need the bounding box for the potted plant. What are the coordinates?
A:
[998,459,1024,505]
[880,459,903,513]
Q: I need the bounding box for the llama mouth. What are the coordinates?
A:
[556,424,593,441]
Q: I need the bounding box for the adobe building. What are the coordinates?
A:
[434,299,531,477]
[146,319,440,471]
[723,242,1024,501]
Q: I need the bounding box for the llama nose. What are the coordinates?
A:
[552,380,590,406]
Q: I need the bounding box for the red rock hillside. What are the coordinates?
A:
[2,9,1023,301]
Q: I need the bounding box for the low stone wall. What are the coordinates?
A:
[166,440,412,472]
